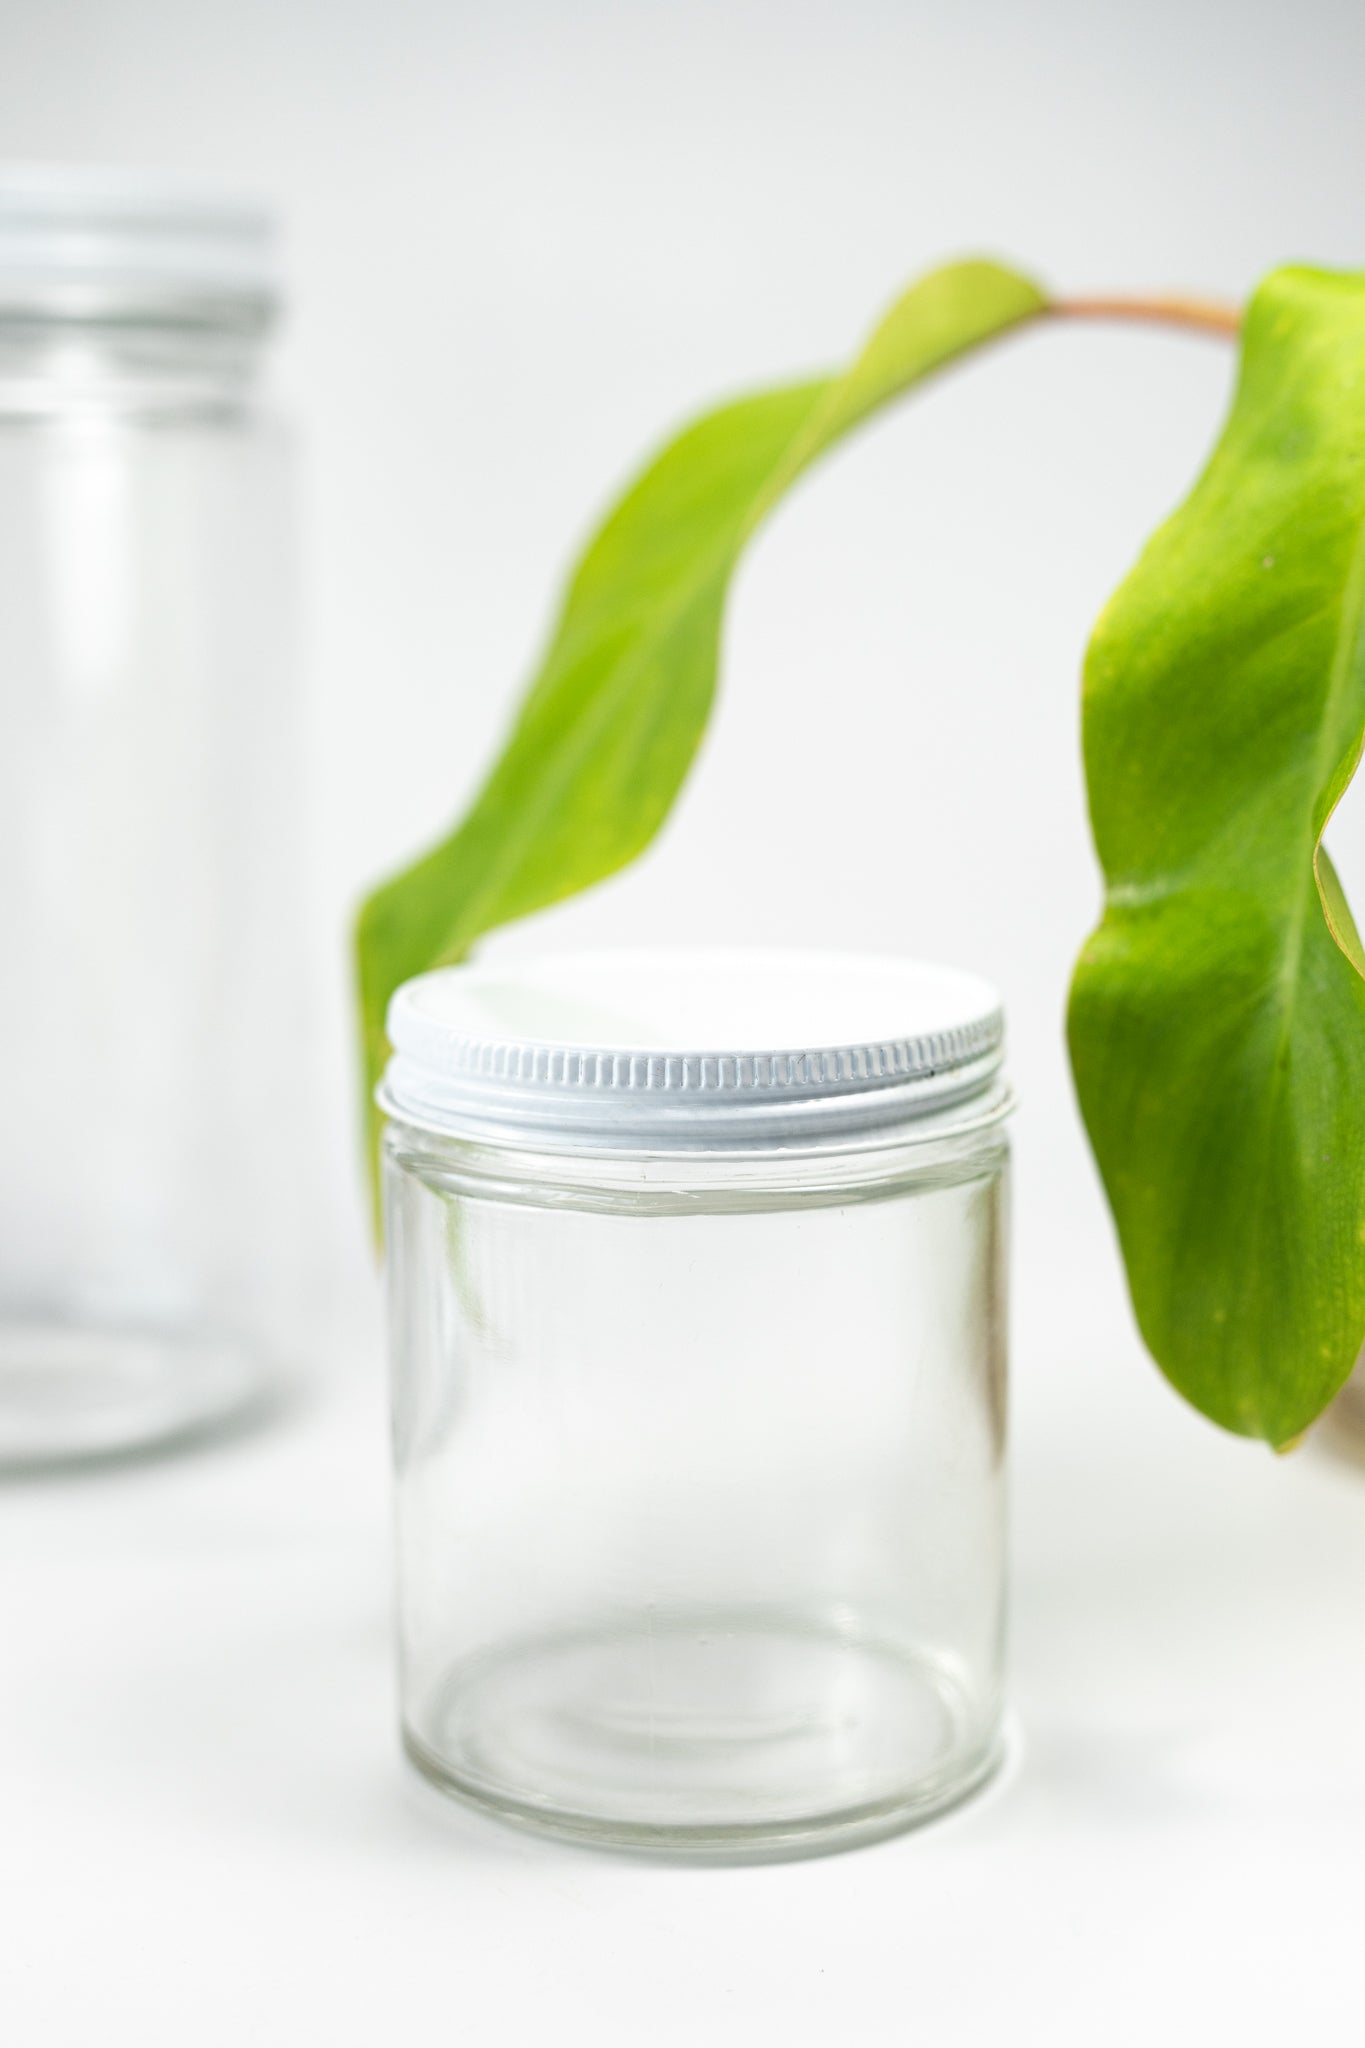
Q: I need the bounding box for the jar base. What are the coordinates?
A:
[403,1610,1002,1860]
[0,1318,273,1470]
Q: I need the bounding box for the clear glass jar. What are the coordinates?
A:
[0,169,304,1466]
[380,949,1012,1858]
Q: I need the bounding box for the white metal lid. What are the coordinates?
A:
[380,949,1007,1152]
[0,166,278,324]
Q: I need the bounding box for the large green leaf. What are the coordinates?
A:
[1069,266,1365,1446]
[356,258,1046,1177]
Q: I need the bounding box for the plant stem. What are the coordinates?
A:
[1050,293,1242,339]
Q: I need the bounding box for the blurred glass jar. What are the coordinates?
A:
[381,949,1011,1858]
[0,169,307,1466]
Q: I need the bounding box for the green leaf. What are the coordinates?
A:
[356,258,1046,1194]
[1069,265,1365,1446]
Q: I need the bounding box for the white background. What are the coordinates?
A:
[5,3,1365,2041]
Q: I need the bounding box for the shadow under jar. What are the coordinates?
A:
[380,949,1012,1859]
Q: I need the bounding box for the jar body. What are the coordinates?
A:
[384,1116,1009,1856]
[0,341,304,1462]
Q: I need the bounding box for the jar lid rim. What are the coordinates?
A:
[0,165,279,322]
[381,948,1007,1151]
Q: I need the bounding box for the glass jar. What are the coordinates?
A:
[0,168,304,1466]
[380,949,1012,1857]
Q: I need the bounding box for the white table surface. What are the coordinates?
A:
[6,1312,1365,2048]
